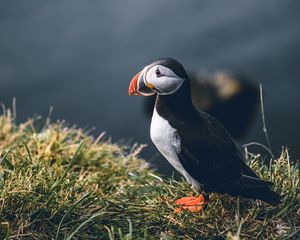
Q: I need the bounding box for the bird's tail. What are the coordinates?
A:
[238,185,281,205]
[237,175,281,205]
[217,175,281,205]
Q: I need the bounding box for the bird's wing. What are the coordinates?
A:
[174,111,247,185]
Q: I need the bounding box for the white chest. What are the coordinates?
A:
[150,108,200,190]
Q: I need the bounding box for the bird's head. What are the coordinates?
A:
[128,58,188,96]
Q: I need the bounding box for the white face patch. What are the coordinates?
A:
[144,65,185,95]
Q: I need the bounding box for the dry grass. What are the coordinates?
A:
[0,108,299,239]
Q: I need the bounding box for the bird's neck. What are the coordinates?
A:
[155,80,195,120]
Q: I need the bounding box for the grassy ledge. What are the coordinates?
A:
[0,108,299,240]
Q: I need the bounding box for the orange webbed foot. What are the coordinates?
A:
[175,194,207,213]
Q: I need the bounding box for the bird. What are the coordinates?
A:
[128,58,281,210]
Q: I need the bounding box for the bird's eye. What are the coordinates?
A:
[156,68,162,77]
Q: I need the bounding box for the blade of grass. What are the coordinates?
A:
[55,192,92,240]
[0,148,14,170]
[65,208,108,240]
[23,141,32,163]
[50,140,85,192]
[259,84,274,159]
[12,97,16,127]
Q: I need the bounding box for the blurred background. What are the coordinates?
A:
[0,1,299,172]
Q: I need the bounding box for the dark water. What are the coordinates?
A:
[0,1,300,170]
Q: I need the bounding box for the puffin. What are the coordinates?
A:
[128,58,280,209]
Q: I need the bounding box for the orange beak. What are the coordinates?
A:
[128,71,142,96]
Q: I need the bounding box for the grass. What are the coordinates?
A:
[0,107,299,240]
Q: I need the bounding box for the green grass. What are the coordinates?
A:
[0,108,299,239]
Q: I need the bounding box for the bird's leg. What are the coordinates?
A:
[175,194,208,213]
